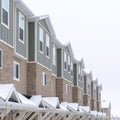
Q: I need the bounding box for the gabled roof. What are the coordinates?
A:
[28,15,56,37]
[41,97,60,109]
[0,84,20,103]
[14,0,34,17]
[64,42,74,58]
[80,58,85,68]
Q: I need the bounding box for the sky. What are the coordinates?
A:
[23,0,120,116]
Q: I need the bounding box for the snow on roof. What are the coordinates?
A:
[17,92,37,107]
[102,100,109,108]
[67,103,79,112]
[103,112,106,117]
[59,104,68,111]
[82,106,91,113]
[83,69,90,74]
[61,102,68,108]
[98,112,103,117]
[0,84,20,102]
[30,95,42,107]
[91,111,98,116]
[41,97,60,109]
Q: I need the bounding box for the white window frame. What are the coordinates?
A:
[64,52,67,70]
[71,62,73,77]
[53,44,56,65]
[13,61,20,81]
[0,49,3,69]
[42,72,47,86]
[66,84,68,95]
[46,33,50,58]
[39,27,43,53]
[68,55,70,72]
[18,11,25,44]
[1,0,9,28]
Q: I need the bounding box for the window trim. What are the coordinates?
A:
[13,61,20,81]
[18,11,25,44]
[66,84,68,95]
[42,72,47,86]
[39,27,44,54]
[0,49,3,69]
[1,0,10,29]
[64,52,67,70]
[52,44,56,65]
[46,33,50,58]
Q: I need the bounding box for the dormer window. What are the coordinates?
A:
[1,0,9,27]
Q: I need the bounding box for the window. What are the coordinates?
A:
[0,49,3,69]
[46,34,50,57]
[64,52,67,70]
[39,27,43,52]
[68,55,70,72]
[71,62,73,76]
[13,61,20,81]
[66,84,68,95]
[78,65,81,80]
[42,72,47,86]
[19,12,25,43]
[53,44,56,65]
[1,0,9,27]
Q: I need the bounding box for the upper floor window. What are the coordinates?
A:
[42,72,47,86]
[0,49,3,69]
[39,27,43,53]
[53,44,56,65]
[1,0,9,27]
[13,61,20,81]
[19,11,25,43]
[71,62,73,76]
[64,52,67,70]
[78,65,81,80]
[46,34,50,57]
[68,55,70,72]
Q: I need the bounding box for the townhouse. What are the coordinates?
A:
[0,0,107,116]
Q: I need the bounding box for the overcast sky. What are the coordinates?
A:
[24,0,120,116]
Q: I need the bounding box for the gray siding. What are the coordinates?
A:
[37,23,51,69]
[0,0,13,46]
[28,22,35,61]
[62,50,72,82]
[16,9,27,58]
[57,49,62,77]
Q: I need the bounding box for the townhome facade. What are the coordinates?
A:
[91,78,98,110]
[72,59,85,105]
[0,0,106,118]
[83,70,92,107]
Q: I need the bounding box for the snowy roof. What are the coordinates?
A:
[98,112,103,117]
[83,69,90,74]
[59,104,68,111]
[81,106,91,113]
[0,84,20,103]
[30,95,42,107]
[67,103,79,112]
[41,97,60,109]
[102,100,110,108]
[91,111,98,116]
[17,92,37,107]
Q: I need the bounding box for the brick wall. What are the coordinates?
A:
[56,78,72,102]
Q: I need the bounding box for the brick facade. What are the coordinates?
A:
[83,94,91,106]
[27,63,56,97]
[0,42,27,94]
[56,78,72,102]
[72,86,83,105]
